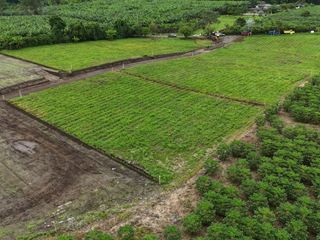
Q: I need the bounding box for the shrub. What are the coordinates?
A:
[85,230,113,240]
[204,159,220,175]
[227,160,251,184]
[179,24,193,38]
[106,29,117,40]
[195,176,213,195]
[195,200,215,225]
[246,151,261,170]
[277,202,297,225]
[183,213,202,234]
[240,179,259,198]
[265,104,280,120]
[229,140,255,158]
[248,193,268,212]
[253,222,277,240]
[49,15,66,40]
[223,209,244,227]
[285,220,308,240]
[269,115,284,133]
[216,143,231,161]
[207,223,245,239]
[254,207,276,225]
[117,225,134,240]
[204,191,229,216]
[274,229,291,240]
[164,226,181,240]
[255,114,266,127]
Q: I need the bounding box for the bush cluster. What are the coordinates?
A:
[284,76,320,125]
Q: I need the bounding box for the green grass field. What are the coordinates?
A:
[125,35,320,104]
[12,72,260,183]
[2,38,211,71]
[0,55,42,90]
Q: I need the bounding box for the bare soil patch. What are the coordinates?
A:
[0,102,158,239]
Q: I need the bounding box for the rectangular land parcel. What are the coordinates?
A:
[12,73,260,183]
[125,35,320,104]
[2,38,211,71]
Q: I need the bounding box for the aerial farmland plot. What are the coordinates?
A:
[2,0,320,237]
[125,34,320,105]
[0,55,44,91]
[11,35,320,185]
[12,73,260,184]
[2,32,320,238]
[2,38,211,72]
[0,101,157,237]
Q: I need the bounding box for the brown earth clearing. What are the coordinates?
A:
[0,101,158,239]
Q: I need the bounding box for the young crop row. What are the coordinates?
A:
[125,35,320,105]
[12,72,260,183]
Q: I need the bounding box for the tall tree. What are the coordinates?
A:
[49,16,66,40]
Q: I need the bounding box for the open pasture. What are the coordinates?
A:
[2,38,211,71]
[12,72,260,183]
[125,35,320,104]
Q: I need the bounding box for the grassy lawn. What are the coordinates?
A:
[0,55,41,90]
[12,72,260,183]
[125,34,320,104]
[2,38,211,72]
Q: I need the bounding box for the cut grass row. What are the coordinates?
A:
[12,72,260,183]
[2,38,211,72]
[125,34,320,105]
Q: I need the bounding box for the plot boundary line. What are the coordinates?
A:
[4,101,158,183]
[122,71,266,107]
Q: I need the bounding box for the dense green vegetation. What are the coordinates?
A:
[173,91,320,239]
[0,0,248,49]
[253,5,320,33]
[2,38,211,71]
[126,35,320,104]
[284,76,320,124]
[12,72,260,183]
[52,79,320,240]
